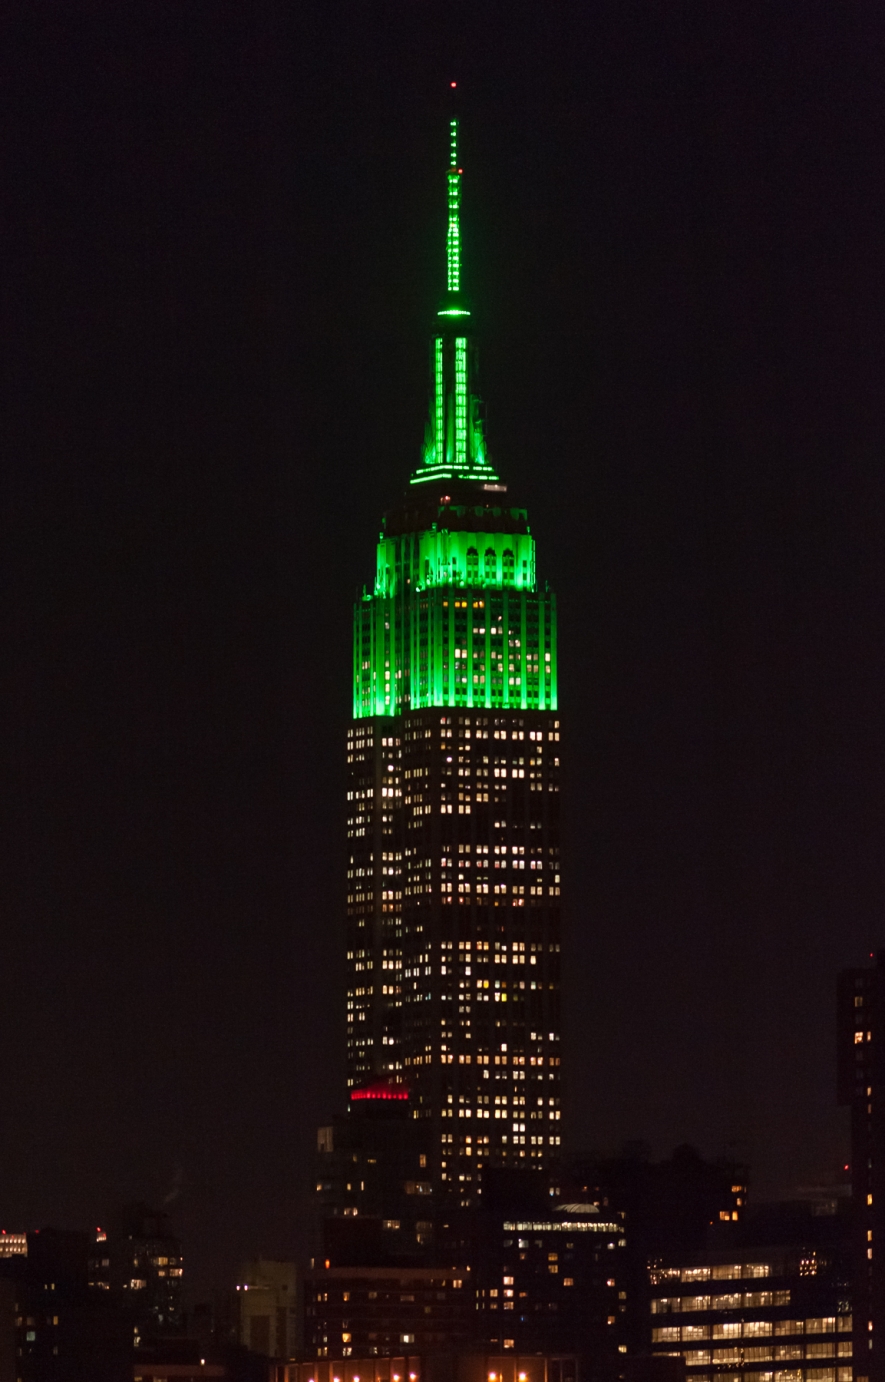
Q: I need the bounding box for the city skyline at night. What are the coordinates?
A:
[3,2,884,1299]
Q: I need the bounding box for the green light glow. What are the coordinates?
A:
[437,308,471,317]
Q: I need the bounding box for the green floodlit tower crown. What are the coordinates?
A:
[351,110,558,719]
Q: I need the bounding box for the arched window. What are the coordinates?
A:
[466,547,479,583]
[484,547,497,582]
[502,549,515,580]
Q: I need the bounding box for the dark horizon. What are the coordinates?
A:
[4,1,885,1298]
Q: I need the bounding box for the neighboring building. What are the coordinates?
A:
[343,112,562,1209]
[314,1081,433,1266]
[234,1261,301,1360]
[317,1155,627,1375]
[473,1194,627,1376]
[838,951,885,1382]
[647,1201,853,1382]
[89,1205,184,1343]
[303,1266,473,1359]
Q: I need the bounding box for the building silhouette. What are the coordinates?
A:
[838,951,885,1382]
[0,1229,131,1382]
[343,111,562,1210]
[89,1204,183,1344]
[314,1080,433,1268]
[567,1145,747,1356]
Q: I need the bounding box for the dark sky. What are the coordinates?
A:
[3,0,885,1297]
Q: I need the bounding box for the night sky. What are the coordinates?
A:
[4,2,885,1298]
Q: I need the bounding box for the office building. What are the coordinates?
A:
[646,1199,853,1382]
[344,113,562,1208]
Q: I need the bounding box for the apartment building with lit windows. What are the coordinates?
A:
[0,1228,132,1382]
[343,113,562,1207]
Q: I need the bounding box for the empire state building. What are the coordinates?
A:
[344,116,562,1207]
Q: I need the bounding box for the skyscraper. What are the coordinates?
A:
[345,113,562,1207]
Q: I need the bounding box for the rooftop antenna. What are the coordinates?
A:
[446,84,461,297]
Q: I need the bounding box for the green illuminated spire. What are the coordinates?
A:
[411,109,498,486]
[446,117,462,297]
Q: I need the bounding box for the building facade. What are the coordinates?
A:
[304,1266,472,1359]
[344,116,562,1206]
[474,1200,627,1370]
[233,1260,301,1361]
